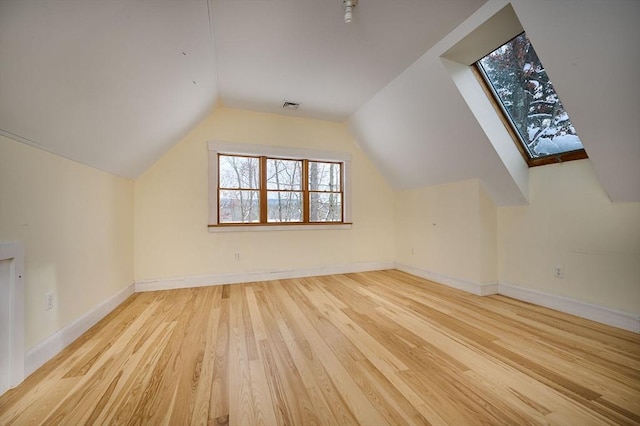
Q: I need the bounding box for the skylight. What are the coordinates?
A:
[476,33,588,166]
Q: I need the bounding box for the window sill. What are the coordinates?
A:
[208,223,353,233]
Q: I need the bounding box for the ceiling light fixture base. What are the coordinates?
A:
[343,0,358,24]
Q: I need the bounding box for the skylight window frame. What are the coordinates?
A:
[473,33,588,167]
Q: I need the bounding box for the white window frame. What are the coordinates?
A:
[208,141,352,232]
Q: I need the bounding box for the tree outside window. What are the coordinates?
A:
[476,33,587,165]
[218,155,343,225]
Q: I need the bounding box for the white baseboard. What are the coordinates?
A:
[498,282,640,333]
[394,264,638,333]
[25,284,134,376]
[394,263,498,296]
[135,261,395,292]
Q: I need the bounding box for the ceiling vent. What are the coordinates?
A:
[282,101,300,110]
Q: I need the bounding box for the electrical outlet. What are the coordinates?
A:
[234,253,241,260]
[411,247,415,255]
[45,292,54,311]
[554,265,564,279]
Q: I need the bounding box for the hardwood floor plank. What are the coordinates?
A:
[262,290,343,425]
[265,283,361,425]
[246,356,279,426]
[1,270,638,425]
[192,287,224,426]
[284,278,418,425]
[374,300,616,424]
[126,289,199,424]
[99,322,176,425]
[275,280,389,425]
[228,285,258,426]
[209,294,230,425]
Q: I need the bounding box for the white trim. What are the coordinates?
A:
[208,223,352,233]
[0,242,25,393]
[25,284,134,376]
[394,264,638,332]
[135,261,394,292]
[394,263,498,296]
[208,141,352,162]
[208,146,219,225]
[343,158,353,221]
[498,282,640,333]
[208,140,353,227]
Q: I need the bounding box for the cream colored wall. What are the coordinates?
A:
[134,108,395,282]
[395,179,497,285]
[0,135,134,349]
[394,159,639,315]
[499,159,640,314]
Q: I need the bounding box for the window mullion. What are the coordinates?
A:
[260,156,267,223]
[339,164,344,222]
[302,160,309,223]
[217,153,222,224]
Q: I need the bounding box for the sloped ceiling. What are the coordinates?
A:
[0,0,486,178]
[511,0,640,203]
[349,0,640,204]
[0,0,218,178]
[1,0,638,204]
[211,0,487,122]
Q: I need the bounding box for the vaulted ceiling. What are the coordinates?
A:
[1,0,638,204]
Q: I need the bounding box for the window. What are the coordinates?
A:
[475,33,588,166]
[219,155,261,223]
[308,161,342,222]
[209,142,351,230]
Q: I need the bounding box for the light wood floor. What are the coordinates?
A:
[1,270,639,425]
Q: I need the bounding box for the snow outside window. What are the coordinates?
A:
[476,33,588,166]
